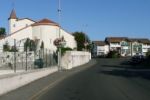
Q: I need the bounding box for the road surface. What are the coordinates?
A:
[1,58,150,100]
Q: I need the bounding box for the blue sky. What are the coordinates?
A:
[0,0,150,40]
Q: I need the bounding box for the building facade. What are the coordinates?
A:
[92,41,109,57]
[105,37,150,56]
[93,37,150,57]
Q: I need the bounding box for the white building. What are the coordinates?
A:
[92,41,109,57]
[105,37,150,56]
[130,39,150,56]
[0,9,77,52]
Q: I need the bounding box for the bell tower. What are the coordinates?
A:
[8,9,18,34]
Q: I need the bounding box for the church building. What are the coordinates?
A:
[0,9,77,52]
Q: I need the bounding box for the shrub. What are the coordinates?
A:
[57,47,72,56]
[107,50,120,58]
[3,42,10,52]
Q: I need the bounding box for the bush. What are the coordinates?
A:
[56,47,72,56]
[107,50,120,58]
[3,42,10,52]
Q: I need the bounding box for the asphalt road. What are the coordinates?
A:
[1,58,150,100]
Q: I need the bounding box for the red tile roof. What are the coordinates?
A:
[32,18,59,26]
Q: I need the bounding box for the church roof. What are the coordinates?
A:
[32,18,59,26]
[9,9,17,19]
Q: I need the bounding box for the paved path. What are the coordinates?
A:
[1,58,150,100]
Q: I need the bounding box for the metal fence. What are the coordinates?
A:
[0,49,57,72]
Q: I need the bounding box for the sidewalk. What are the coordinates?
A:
[0,60,96,100]
[0,70,25,76]
[0,66,58,95]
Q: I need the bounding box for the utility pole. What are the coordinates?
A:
[83,24,88,51]
[58,0,61,71]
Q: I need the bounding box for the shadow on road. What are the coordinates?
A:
[100,59,150,80]
[100,68,150,80]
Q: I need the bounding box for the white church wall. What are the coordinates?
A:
[32,25,58,51]
[9,19,35,34]
[32,25,77,51]
[10,26,33,41]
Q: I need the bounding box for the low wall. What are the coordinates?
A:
[61,51,91,69]
[0,51,91,95]
[0,67,58,95]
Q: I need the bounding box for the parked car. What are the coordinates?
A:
[129,54,145,65]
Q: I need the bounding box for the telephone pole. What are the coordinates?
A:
[58,0,61,71]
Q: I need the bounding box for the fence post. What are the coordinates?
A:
[46,49,47,67]
[34,51,35,69]
[51,51,53,66]
[14,39,16,73]
[49,50,51,66]
[25,47,27,71]
[22,52,23,69]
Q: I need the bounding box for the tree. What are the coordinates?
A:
[29,40,36,51]
[0,27,6,36]
[24,38,30,51]
[72,31,90,51]
[40,41,44,49]
[40,41,44,59]
[24,38,36,51]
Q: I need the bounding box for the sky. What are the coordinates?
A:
[0,0,150,41]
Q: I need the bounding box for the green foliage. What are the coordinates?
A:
[3,42,10,52]
[57,47,72,56]
[29,40,36,51]
[3,42,18,52]
[72,31,90,51]
[24,38,37,51]
[9,46,18,52]
[40,41,44,49]
[0,27,6,36]
[61,47,72,56]
[107,51,120,58]
[24,38,30,51]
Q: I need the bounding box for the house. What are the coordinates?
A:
[130,38,150,56]
[140,39,150,56]
[105,37,150,56]
[92,41,109,57]
[105,37,131,56]
[0,9,77,52]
